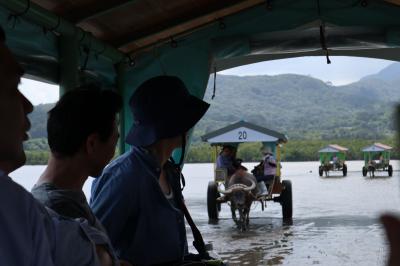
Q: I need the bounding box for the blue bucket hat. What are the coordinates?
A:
[126,76,210,147]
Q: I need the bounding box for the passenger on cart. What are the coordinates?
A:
[379,152,385,165]
[252,146,277,196]
[332,154,340,168]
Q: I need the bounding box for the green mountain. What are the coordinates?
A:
[28,64,400,143]
[193,71,399,143]
[28,103,54,139]
[25,66,400,164]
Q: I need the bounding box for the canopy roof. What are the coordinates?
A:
[201,121,287,145]
[362,142,393,152]
[32,0,268,53]
[318,144,349,153]
[3,0,400,85]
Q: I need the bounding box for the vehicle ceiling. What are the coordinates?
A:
[2,0,400,84]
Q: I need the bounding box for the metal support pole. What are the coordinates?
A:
[276,144,281,177]
[115,62,126,155]
[59,34,79,95]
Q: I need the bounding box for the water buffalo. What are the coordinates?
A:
[219,168,257,231]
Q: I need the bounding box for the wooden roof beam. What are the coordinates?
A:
[72,0,138,24]
[116,0,265,53]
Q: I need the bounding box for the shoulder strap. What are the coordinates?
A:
[180,200,210,260]
[168,157,186,191]
[167,159,210,259]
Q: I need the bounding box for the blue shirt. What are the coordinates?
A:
[90,146,188,265]
[0,172,54,266]
[0,170,101,266]
[216,154,235,175]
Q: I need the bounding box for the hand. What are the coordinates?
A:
[381,214,400,266]
[120,260,133,266]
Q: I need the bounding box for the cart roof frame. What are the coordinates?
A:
[362,142,393,152]
[318,144,349,153]
[201,120,287,145]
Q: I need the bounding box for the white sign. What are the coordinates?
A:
[207,127,278,143]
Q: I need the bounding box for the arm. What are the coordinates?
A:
[266,156,277,167]
[90,170,138,255]
[96,245,113,266]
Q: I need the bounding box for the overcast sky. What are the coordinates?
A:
[19,56,393,105]
[220,56,393,85]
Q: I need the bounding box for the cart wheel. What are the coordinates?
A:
[342,164,347,177]
[280,180,293,220]
[207,181,220,221]
[318,166,323,177]
[388,165,393,177]
[362,167,367,177]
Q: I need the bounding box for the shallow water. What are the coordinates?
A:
[10,161,400,266]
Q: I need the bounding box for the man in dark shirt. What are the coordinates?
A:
[90,76,210,265]
[216,145,237,176]
[31,86,131,266]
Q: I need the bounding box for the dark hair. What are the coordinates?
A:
[0,26,5,42]
[47,85,122,157]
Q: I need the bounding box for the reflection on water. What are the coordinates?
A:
[10,161,400,266]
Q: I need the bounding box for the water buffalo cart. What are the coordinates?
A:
[362,143,393,177]
[201,121,292,231]
[318,144,348,177]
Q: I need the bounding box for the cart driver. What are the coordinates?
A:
[378,152,385,165]
[332,154,339,167]
[216,145,237,176]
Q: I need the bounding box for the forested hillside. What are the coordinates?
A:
[194,71,399,142]
[25,63,400,164]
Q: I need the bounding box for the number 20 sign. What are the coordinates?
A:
[238,130,247,140]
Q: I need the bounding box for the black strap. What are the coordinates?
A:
[169,157,186,191]
[167,160,209,259]
[211,67,217,100]
[180,200,210,260]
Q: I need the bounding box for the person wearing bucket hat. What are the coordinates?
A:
[254,146,277,196]
[90,76,210,265]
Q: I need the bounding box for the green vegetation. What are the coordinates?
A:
[24,138,50,165]
[186,137,399,163]
[25,150,49,165]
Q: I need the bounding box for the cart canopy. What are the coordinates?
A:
[201,121,287,145]
[318,144,348,153]
[362,143,393,152]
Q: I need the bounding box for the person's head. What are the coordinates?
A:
[47,85,122,177]
[126,76,209,159]
[221,145,234,156]
[0,26,33,174]
[261,146,272,155]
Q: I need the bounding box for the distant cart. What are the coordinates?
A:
[318,144,348,177]
[362,143,393,177]
[202,121,292,230]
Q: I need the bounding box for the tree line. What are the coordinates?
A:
[186,137,399,163]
